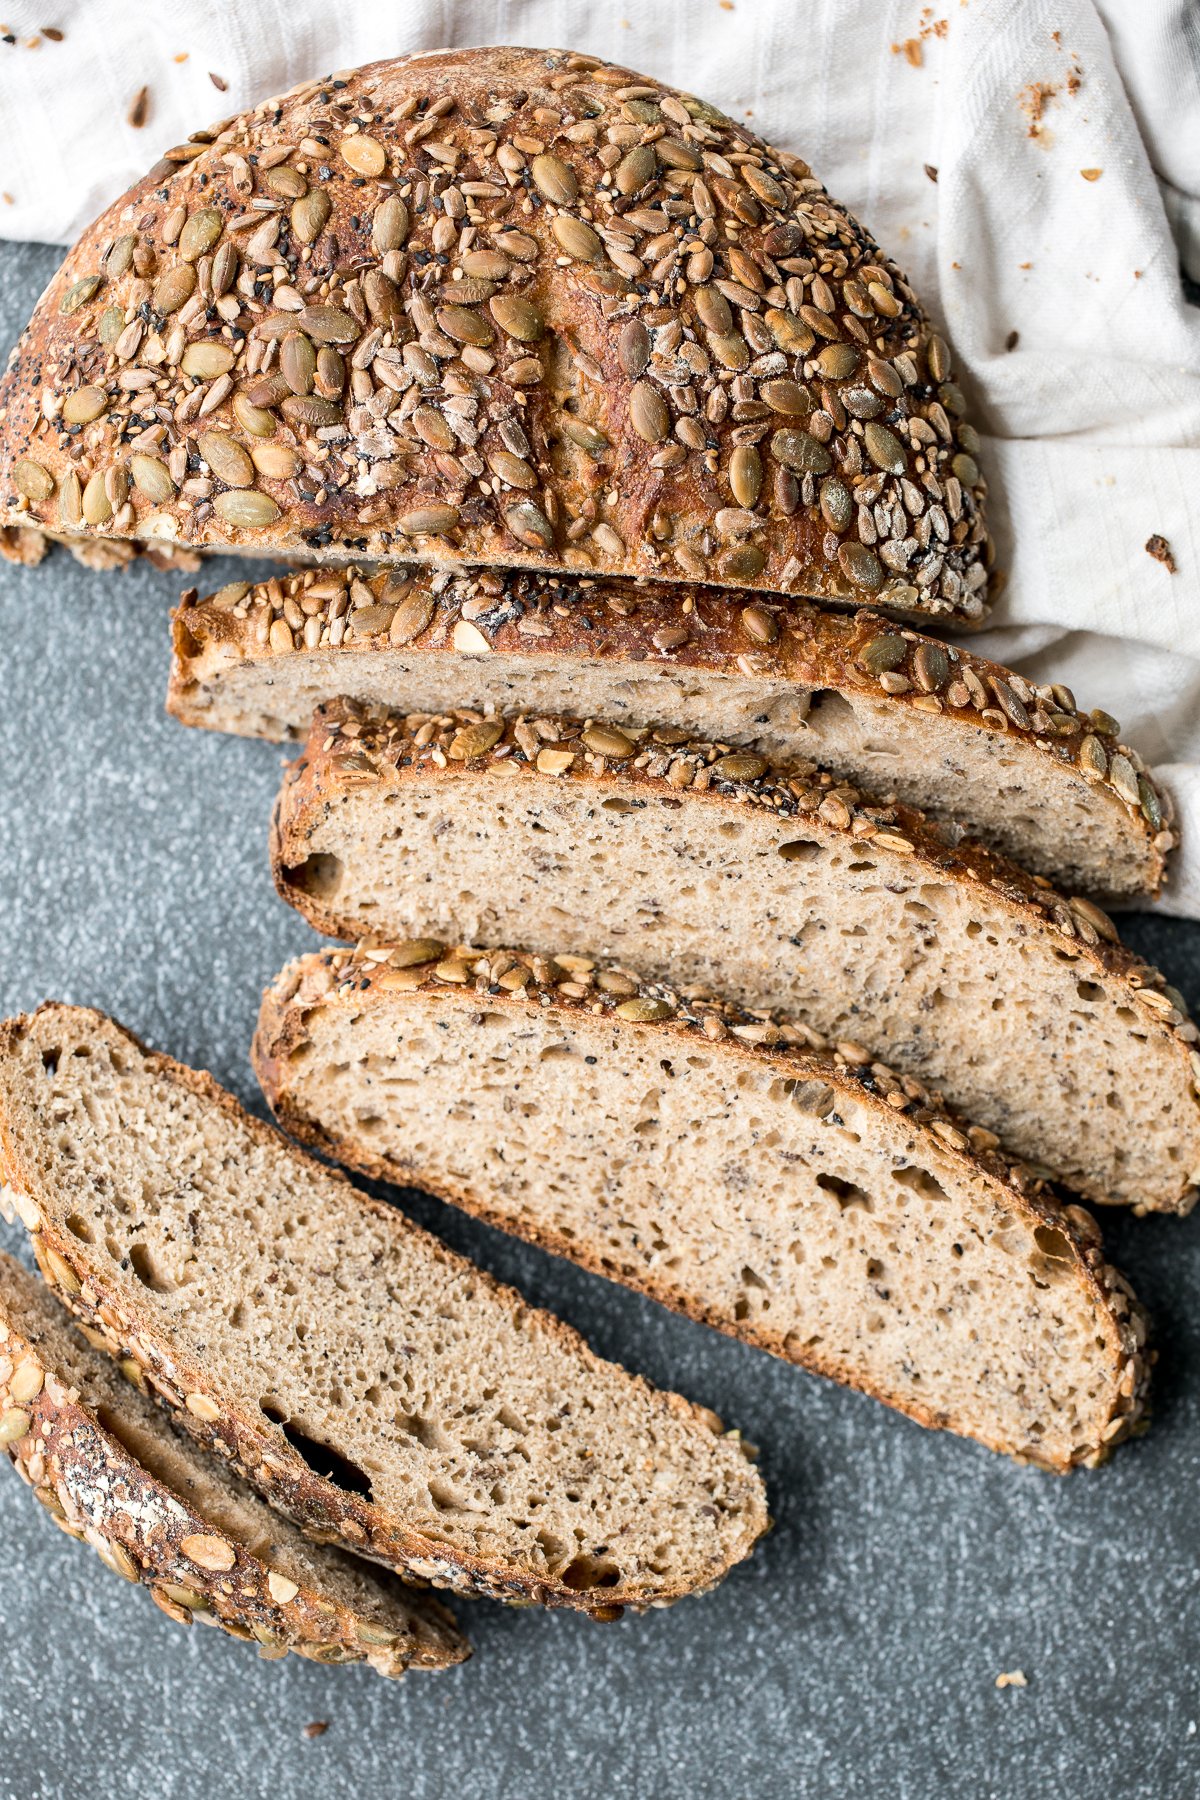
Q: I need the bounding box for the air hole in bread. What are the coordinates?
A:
[260,1399,375,1499]
[41,1047,60,1076]
[892,1165,949,1205]
[815,1172,873,1213]
[777,839,821,862]
[65,1212,94,1243]
[284,853,343,899]
[128,1242,175,1294]
[1076,981,1104,1004]
[560,1554,622,1592]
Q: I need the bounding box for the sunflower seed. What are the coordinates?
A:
[214,488,280,527]
[130,454,175,502]
[81,469,112,522]
[198,431,253,486]
[927,334,952,381]
[0,1408,30,1446]
[531,153,578,204]
[291,190,332,244]
[280,394,341,429]
[741,604,778,644]
[340,133,385,176]
[181,1534,236,1573]
[618,318,650,378]
[363,270,404,329]
[58,468,82,527]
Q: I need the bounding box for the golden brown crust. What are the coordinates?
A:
[0,1256,469,1674]
[0,1003,769,1618]
[0,47,988,621]
[251,942,1151,1472]
[169,561,1172,895]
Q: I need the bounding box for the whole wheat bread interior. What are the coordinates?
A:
[0,1250,467,1674]
[169,570,1170,899]
[271,703,1200,1214]
[253,945,1149,1472]
[0,1004,767,1613]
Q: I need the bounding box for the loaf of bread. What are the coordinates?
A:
[0,1004,768,1616]
[0,47,989,622]
[271,700,1200,1214]
[252,943,1150,1471]
[0,1250,468,1674]
[169,564,1171,897]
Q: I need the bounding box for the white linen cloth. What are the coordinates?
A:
[1,0,1197,911]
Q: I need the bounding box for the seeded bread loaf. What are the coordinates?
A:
[0,1250,467,1675]
[170,564,1171,897]
[0,1004,768,1615]
[253,943,1150,1471]
[0,47,989,622]
[271,700,1200,1213]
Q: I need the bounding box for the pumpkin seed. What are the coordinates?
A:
[104,234,136,279]
[551,215,603,262]
[340,133,386,176]
[463,250,511,280]
[863,422,908,475]
[722,544,766,581]
[391,937,444,967]
[389,589,435,643]
[291,189,332,244]
[398,504,460,536]
[437,304,493,346]
[298,305,358,345]
[713,752,767,781]
[280,394,341,429]
[709,331,750,371]
[198,431,253,487]
[819,477,852,531]
[1078,734,1108,779]
[772,429,831,475]
[760,378,811,416]
[82,469,112,522]
[629,380,669,442]
[489,449,537,489]
[842,386,883,419]
[250,442,299,480]
[742,163,786,207]
[504,499,554,548]
[531,153,578,204]
[615,144,656,194]
[280,332,316,395]
[493,228,538,261]
[912,643,949,691]
[695,286,733,334]
[233,392,277,437]
[741,604,778,644]
[951,452,979,486]
[99,305,125,348]
[764,308,815,353]
[655,137,703,171]
[316,347,344,397]
[990,676,1031,730]
[838,543,884,590]
[729,445,762,507]
[265,165,307,199]
[583,725,635,759]
[1139,775,1162,830]
[815,343,859,380]
[449,720,504,761]
[351,604,397,635]
[0,1408,30,1446]
[371,195,409,254]
[561,417,609,455]
[13,458,55,501]
[867,357,904,398]
[489,294,543,342]
[214,488,281,528]
[180,341,236,378]
[615,998,674,1023]
[153,264,196,315]
[60,274,102,316]
[618,317,650,378]
[364,269,404,329]
[179,207,223,263]
[130,454,176,502]
[858,634,907,676]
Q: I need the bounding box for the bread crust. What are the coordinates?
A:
[0,1003,769,1618]
[0,1253,468,1674]
[269,698,1200,1212]
[0,47,988,622]
[168,563,1172,896]
[251,943,1151,1472]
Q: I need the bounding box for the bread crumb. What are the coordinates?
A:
[1005,330,1019,351]
[303,1721,330,1740]
[1145,535,1177,573]
[1081,167,1102,181]
[995,1670,1028,1689]
[127,85,149,129]
[173,51,188,63]
[924,163,938,182]
[209,70,227,91]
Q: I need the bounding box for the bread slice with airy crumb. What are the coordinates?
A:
[168,566,1171,900]
[270,700,1200,1215]
[0,1004,768,1617]
[252,943,1150,1472]
[0,1250,468,1675]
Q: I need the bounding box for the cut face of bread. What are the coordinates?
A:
[0,47,988,622]
[0,1250,467,1675]
[169,566,1170,898]
[252,945,1150,1472]
[272,702,1200,1214]
[0,1005,768,1615]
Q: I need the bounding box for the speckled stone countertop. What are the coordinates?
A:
[1,239,1198,1800]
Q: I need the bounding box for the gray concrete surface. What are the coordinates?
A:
[1,238,1198,1800]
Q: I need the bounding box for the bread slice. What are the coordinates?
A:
[271,701,1200,1214]
[252,942,1150,1471]
[0,1005,767,1616]
[168,567,1170,899]
[0,1250,467,1675]
[0,47,988,624]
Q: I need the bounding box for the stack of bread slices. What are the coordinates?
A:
[1,46,1196,1671]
